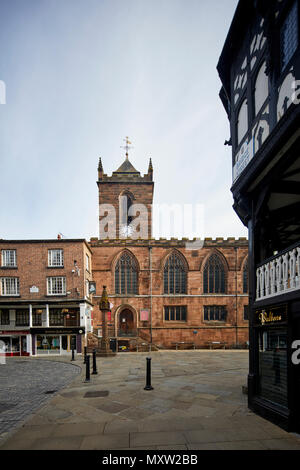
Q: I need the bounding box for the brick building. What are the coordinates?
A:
[0,239,93,356]
[89,152,249,351]
[0,151,249,355]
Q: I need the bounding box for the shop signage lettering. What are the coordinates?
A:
[259,310,282,324]
[256,305,287,325]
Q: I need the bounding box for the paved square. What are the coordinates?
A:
[1,350,300,450]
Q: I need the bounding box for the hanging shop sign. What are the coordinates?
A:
[89,281,96,295]
[255,305,287,326]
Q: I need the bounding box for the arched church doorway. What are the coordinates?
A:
[119,308,135,336]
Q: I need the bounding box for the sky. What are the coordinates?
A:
[0,0,247,242]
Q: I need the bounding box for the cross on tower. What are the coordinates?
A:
[120,136,134,160]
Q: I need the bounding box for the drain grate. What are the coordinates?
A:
[44,390,57,394]
[84,391,109,398]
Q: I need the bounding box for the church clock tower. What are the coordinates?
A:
[97,139,154,240]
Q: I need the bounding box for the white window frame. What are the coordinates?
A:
[1,277,20,296]
[48,249,64,267]
[1,249,17,267]
[47,277,66,295]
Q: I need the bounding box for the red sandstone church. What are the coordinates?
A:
[89,148,249,351]
[0,147,249,355]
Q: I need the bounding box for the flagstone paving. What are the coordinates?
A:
[1,350,300,450]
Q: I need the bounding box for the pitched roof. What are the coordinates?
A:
[113,158,140,175]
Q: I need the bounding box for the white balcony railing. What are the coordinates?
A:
[256,244,300,301]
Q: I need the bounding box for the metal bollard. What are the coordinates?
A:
[83,346,87,364]
[84,355,90,382]
[92,349,98,375]
[144,357,154,391]
[71,347,75,361]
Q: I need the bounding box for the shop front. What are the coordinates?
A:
[31,328,84,356]
[249,303,296,430]
[0,331,30,356]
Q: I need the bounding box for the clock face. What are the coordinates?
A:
[120,224,133,237]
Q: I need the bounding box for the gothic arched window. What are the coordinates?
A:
[163,252,187,294]
[243,259,249,293]
[115,251,138,295]
[203,254,226,294]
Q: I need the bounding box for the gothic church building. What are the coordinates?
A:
[89,152,249,351]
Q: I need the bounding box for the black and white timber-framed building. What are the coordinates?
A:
[218,0,300,432]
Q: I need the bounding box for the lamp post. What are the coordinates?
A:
[98,285,116,357]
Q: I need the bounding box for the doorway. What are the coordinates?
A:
[119,309,135,336]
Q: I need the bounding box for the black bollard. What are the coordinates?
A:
[84,355,90,382]
[144,357,154,391]
[71,347,75,361]
[92,349,98,375]
[83,346,87,364]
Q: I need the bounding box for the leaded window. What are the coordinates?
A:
[115,252,138,295]
[281,0,299,71]
[163,252,187,294]
[203,254,226,294]
[204,305,227,322]
[164,306,187,321]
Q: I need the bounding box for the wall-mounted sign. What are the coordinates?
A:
[255,305,287,326]
[140,309,149,321]
[30,286,39,293]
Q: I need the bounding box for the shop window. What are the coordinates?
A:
[258,328,288,407]
[281,1,299,71]
[204,305,227,322]
[164,306,187,321]
[1,249,17,267]
[36,335,60,354]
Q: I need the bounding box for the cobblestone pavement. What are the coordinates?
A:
[0,357,81,443]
